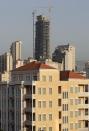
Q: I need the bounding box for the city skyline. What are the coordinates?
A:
[0,0,89,60]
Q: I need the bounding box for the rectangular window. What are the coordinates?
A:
[70,99,73,105]
[38,101,41,108]
[59,111,61,119]
[70,87,73,93]
[38,88,41,94]
[43,127,46,131]
[38,114,41,121]
[42,75,46,81]
[49,101,52,108]
[58,99,61,106]
[33,126,36,131]
[59,124,61,131]
[49,114,52,121]
[70,111,73,117]
[42,114,46,121]
[49,127,52,131]
[42,88,46,94]
[49,88,52,94]
[33,99,36,108]
[70,123,73,129]
[33,86,35,94]
[33,113,35,121]
[42,101,46,108]
[49,75,52,81]
[58,86,61,94]
[63,92,68,99]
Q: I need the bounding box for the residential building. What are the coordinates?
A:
[35,15,50,61]
[0,52,12,73]
[85,61,89,78]
[52,44,75,71]
[10,41,22,69]
[0,61,89,131]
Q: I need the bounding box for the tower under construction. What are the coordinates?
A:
[35,15,50,61]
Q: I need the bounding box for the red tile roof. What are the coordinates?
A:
[13,61,55,71]
[60,71,86,80]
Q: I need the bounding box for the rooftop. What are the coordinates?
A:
[12,61,55,71]
[60,71,86,80]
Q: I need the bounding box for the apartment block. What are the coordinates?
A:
[0,52,12,73]
[10,41,22,69]
[0,61,89,131]
[52,44,75,71]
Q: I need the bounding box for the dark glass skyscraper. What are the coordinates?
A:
[35,15,50,61]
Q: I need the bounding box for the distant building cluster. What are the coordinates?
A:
[0,15,89,131]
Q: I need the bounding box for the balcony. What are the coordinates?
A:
[78,103,89,109]
[78,92,89,97]
[23,107,32,113]
[79,115,89,120]
[24,120,32,127]
[79,128,89,131]
[24,94,32,100]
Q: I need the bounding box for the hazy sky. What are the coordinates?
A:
[0,0,89,60]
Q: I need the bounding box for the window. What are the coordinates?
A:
[85,109,88,115]
[59,111,61,119]
[70,123,73,129]
[85,85,89,92]
[58,86,61,94]
[59,124,61,131]
[38,127,41,131]
[49,75,52,81]
[70,99,73,105]
[58,99,61,106]
[49,88,52,94]
[63,104,68,111]
[33,99,36,108]
[63,92,68,99]
[33,126,36,131]
[75,111,78,117]
[49,101,52,108]
[42,75,46,81]
[42,88,46,94]
[42,114,46,121]
[75,123,78,129]
[49,114,52,121]
[42,101,46,108]
[63,116,68,124]
[33,113,35,121]
[33,86,35,94]
[70,111,73,117]
[38,88,41,94]
[49,127,52,131]
[43,127,46,131]
[38,101,41,108]
[70,87,73,93]
[38,114,41,121]
[75,87,78,93]
[85,120,88,127]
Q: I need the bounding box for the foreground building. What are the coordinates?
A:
[0,61,89,131]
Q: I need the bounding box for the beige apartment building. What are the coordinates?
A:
[0,61,89,131]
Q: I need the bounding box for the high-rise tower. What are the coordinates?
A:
[10,41,22,69]
[35,15,50,61]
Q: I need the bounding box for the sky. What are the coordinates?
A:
[0,0,89,60]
